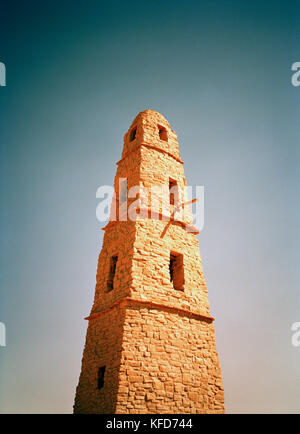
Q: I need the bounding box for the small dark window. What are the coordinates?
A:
[169,255,176,283]
[107,255,118,291]
[169,178,178,206]
[169,252,184,291]
[130,127,137,142]
[97,366,106,390]
[158,125,168,142]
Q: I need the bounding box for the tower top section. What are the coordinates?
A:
[121,110,182,162]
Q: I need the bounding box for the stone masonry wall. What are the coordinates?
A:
[131,219,210,316]
[74,304,126,414]
[116,302,224,414]
[74,300,224,414]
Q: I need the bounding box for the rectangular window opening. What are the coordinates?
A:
[97,366,106,390]
[107,255,118,291]
[130,127,137,142]
[158,124,168,142]
[169,178,178,206]
[169,252,184,291]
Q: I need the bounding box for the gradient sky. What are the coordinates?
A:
[0,0,299,413]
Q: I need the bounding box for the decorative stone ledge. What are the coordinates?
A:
[85,297,214,323]
[102,209,199,234]
[117,143,184,166]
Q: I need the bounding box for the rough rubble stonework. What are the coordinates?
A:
[74,110,225,414]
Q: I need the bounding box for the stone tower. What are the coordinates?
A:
[74,110,225,414]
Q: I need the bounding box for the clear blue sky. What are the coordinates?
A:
[0,0,299,413]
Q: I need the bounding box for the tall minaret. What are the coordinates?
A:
[74,110,225,414]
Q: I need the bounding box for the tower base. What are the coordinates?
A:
[74,298,225,414]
